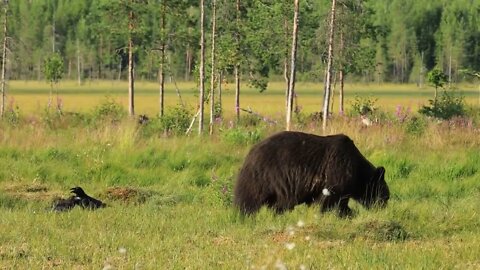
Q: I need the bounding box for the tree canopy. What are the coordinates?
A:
[3,0,480,83]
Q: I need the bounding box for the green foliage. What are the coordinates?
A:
[418,90,465,119]
[404,116,427,136]
[221,127,262,146]
[427,68,448,90]
[141,105,192,137]
[349,95,378,116]
[1,104,21,127]
[7,0,480,83]
[92,97,127,123]
[43,53,64,84]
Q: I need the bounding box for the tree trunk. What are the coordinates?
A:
[128,37,135,116]
[0,3,8,117]
[76,39,82,86]
[128,8,135,117]
[159,1,166,117]
[198,0,206,135]
[322,0,337,133]
[234,0,241,123]
[338,31,345,114]
[448,48,452,88]
[218,71,223,118]
[283,18,290,109]
[234,66,240,121]
[330,70,336,113]
[339,69,344,114]
[209,0,217,135]
[286,0,299,131]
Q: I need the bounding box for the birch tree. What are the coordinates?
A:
[158,0,166,117]
[234,0,241,122]
[322,0,336,132]
[209,0,217,135]
[0,0,8,117]
[286,0,299,131]
[198,0,205,135]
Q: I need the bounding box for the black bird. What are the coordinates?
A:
[138,114,150,125]
[51,196,79,212]
[70,187,106,209]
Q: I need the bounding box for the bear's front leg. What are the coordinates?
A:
[338,198,353,218]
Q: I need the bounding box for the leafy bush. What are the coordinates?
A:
[92,97,127,123]
[162,105,193,134]
[349,95,378,116]
[418,90,465,120]
[41,110,91,129]
[2,104,21,126]
[221,128,262,146]
[405,116,427,136]
[141,105,192,137]
[238,113,262,127]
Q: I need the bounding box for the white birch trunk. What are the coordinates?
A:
[322,0,337,132]
[198,0,206,134]
[0,3,7,117]
[209,0,217,135]
[286,0,299,131]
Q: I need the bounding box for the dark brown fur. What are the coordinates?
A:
[234,131,389,217]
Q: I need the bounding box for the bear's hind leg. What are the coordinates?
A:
[320,196,339,213]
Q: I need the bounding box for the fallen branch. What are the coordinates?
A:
[185,108,201,136]
[240,107,277,125]
[168,72,185,108]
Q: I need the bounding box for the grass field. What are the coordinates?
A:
[7,80,480,117]
[1,80,479,269]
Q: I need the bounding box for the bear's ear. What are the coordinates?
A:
[375,167,385,182]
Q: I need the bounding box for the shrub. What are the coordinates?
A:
[418,90,465,120]
[221,128,262,146]
[238,113,262,127]
[405,116,427,136]
[161,105,192,134]
[349,95,378,116]
[141,105,192,137]
[92,97,127,123]
[2,104,21,126]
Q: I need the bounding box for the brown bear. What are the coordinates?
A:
[234,131,389,217]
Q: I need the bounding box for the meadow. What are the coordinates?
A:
[0,80,479,269]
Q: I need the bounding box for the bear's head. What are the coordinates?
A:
[360,167,390,208]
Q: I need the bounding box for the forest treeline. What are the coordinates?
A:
[4,0,480,84]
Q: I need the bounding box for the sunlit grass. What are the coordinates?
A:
[0,80,479,268]
[7,80,480,117]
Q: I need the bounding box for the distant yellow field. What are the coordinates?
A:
[6,80,480,117]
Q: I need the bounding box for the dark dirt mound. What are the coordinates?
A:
[353,220,409,242]
[104,186,155,204]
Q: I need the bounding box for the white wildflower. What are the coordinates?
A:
[322,188,331,196]
[285,242,296,250]
[275,259,287,270]
[286,226,295,236]
[102,263,114,270]
[297,220,305,228]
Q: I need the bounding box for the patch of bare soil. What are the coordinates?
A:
[104,186,154,204]
[2,183,61,202]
